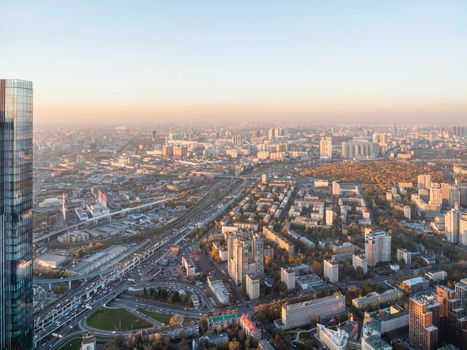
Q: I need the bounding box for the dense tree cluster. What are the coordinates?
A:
[140,287,194,307]
[301,161,446,186]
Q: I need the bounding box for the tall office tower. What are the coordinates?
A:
[0,79,34,349]
[365,231,391,267]
[417,174,432,191]
[227,232,264,285]
[445,207,461,243]
[409,296,440,350]
[319,137,333,159]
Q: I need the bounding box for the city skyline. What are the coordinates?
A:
[2,0,467,125]
[1,1,467,349]
[19,116,467,349]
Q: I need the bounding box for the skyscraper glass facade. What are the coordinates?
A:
[0,79,33,349]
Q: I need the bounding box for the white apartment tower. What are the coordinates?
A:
[352,254,368,274]
[445,207,461,243]
[324,259,339,283]
[280,267,296,290]
[365,231,391,267]
[246,274,260,300]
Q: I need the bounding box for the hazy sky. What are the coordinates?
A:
[1,0,466,125]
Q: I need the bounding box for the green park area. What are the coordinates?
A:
[137,308,172,324]
[87,307,151,331]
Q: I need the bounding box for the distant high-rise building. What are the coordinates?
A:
[232,134,244,146]
[172,144,187,158]
[325,208,334,226]
[268,127,283,140]
[331,181,341,196]
[365,231,391,267]
[457,180,467,207]
[445,208,461,243]
[352,254,368,274]
[227,232,264,285]
[341,139,378,159]
[452,125,464,137]
[429,183,443,210]
[245,274,260,300]
[323,259,339,283]
[460,214,467,246]
[418,175,432,191]
[443,184,460,207]
[0,79,34,349]
[372,133,389,146]
[280,267,295,290]
[397,248,412,265]
[404,205,412,220]
[320,137,333,159]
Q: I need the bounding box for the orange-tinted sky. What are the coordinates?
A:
[1,1,466,125]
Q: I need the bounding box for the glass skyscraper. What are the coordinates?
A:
[0,79,34,349]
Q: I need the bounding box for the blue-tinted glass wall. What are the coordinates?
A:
[0,79,33,349]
